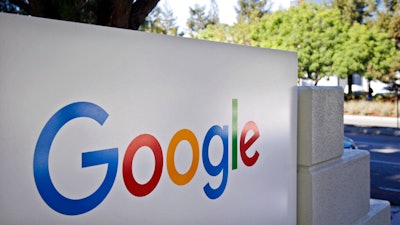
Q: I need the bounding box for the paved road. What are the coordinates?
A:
[344,133,400,204]
[344,115,400,223]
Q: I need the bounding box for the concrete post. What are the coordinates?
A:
[297,86,391,225]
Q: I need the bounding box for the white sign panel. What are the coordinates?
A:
[0,13,297,224]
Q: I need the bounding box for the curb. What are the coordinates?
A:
[344,115,400,137]
[344,115,400,128]
[344,125,400,137]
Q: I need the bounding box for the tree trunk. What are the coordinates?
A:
[347,74,353,94]
[109,0,132,28]
[367,78,373,100]
[313,72,320,86]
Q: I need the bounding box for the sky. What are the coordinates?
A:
[163,0,292,30]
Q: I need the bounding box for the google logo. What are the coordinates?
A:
[33,99,260,215]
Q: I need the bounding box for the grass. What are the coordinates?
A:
[344,100,399,117]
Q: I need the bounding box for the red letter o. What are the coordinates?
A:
[123,134,163,197]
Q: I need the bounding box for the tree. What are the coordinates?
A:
[250,3,349,84]
[219,0,273,45]
[235,0,272,22]
[364,30,399,82]
[199,23,235,43]
[197,0,264,45]
[389,13,400,49]
[140,2,179,36]
[249,2,398,88]
[383,0,399,12]
[374,0,400,78]
[0,0,160,30]
[329,0,380,93]
[373,0,400,49]
[187,1,219,38]
[187,4,208,38]
[209,0,219,25]
[330,0,379,24]
[332,23,398,93]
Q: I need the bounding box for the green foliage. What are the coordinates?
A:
[187,0,219,38]
[332,24,369,78]
[370,0,400,49]
[383,0,399,12]
[209,0,220,25]
[233,0,273,45]
[140,2,179,36]
[198,0,272,45]
[241,2,398,85]
[250,3,349,83]
[235,0,272,22]
[389,13,400,48]
[187,4,208,38]
[331,0,378,24]
[333,23,398,82]
[199,24,233,43]
[197,0,399,86]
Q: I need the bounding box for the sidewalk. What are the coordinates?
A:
[344,115,400,137]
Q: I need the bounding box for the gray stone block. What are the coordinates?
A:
[353,199,391,225]
[298,150,370,225]
[298,86,344,166]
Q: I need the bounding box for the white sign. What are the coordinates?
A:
[0,13,297,225]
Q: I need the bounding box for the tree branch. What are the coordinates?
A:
[129,0,160,30]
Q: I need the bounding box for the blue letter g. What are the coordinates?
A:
[33,102,118,215]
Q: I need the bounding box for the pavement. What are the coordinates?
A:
[344,115,400,137]
[392,206,400,225]
[343,115,400,224]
